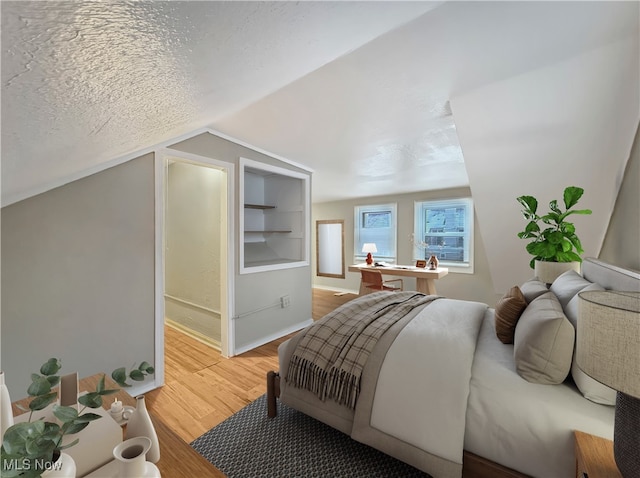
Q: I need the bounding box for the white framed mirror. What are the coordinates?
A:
[316,220,344,278]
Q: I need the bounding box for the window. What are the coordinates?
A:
[413,198,474,273]
[354,203,397,263]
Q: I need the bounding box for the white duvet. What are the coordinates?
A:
[352,298,487,477]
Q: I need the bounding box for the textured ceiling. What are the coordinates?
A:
[215,1,639,203]
[1,1,638,206]
[1,0,439,205]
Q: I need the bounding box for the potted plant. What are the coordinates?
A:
[1,358,154,478]
[517,186,592,283]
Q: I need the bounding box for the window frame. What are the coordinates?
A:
[412,197,474,274]
[354,203,397,264]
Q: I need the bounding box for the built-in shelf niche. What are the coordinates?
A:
[240,158,310,274]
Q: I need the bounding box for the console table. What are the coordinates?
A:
[12,374,224,478]
[349,263,448,295]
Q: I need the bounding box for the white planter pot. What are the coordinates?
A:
[42,452,76,478]
[0,371,14,439]
[113,437,161,478]
[534,260,581,284]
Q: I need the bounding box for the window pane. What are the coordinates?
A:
[363,211,391,228]
[354,204,397,262]
[413,198,473,273]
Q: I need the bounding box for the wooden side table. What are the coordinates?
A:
[574,430,622,478]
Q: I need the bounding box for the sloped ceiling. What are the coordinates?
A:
[216,1,639,204]
[2,1,638,289]
[1,0,441,205]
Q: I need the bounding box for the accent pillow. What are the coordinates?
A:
[564,282,605,329]
[495,286,527,344]
[513,291,575,384]
[519,277,549,303]
[550,269,591,310]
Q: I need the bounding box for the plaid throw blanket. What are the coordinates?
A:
[286,291,439,409]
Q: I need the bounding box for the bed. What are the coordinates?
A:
[266,258,640,478]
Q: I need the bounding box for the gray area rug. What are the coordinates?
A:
[191,394,430,477]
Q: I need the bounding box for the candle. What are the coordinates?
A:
[110,398,123,415]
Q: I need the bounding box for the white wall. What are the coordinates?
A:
[313,187,498,306]
[165,162,224,344]
[1,157,156,394]
[600,122,640,271]
[452,35,639,292]
[169,132,313,353]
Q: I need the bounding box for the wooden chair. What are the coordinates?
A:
[360,269,403,295]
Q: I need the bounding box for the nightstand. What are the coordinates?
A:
[574,430,623,478]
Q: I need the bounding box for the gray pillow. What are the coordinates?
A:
[564,282,605,329]
[514,291,575,384]
[519,277,549,303]
[550,269,592,310]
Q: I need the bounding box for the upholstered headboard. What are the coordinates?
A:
[582,257,640,291]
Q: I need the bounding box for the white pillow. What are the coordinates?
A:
[519,277,549,303]
[550,269,592,310]
[564,282,604,329]
[514,291,575,385]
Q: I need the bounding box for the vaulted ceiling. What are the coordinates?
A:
[2,0,440,205]
[2,1,638,289]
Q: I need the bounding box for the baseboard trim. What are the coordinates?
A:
[165,319,221,351]
[234,318,313,356]
[313,285,359,295]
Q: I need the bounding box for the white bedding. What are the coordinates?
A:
[278,255,633,478]
[465,309,615,478]
[366,299,486,464]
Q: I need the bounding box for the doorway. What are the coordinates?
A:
[155,149,234,383]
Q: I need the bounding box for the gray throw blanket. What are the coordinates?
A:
[286,291,439,409]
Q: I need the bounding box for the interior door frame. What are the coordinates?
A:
[154,148,235,384]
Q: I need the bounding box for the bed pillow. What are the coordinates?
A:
[564,282,605,329]
[550,269,591,310]
[495,286,527,344]
[513,291,574,384]
[519,277,549,303]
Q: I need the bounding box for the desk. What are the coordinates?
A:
[349,263,448,295]
[12,374,224,478]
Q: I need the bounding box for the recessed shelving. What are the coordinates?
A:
[240,158,310,274]
[245,204,276,210]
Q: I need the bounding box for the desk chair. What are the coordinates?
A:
[360,269,403,295]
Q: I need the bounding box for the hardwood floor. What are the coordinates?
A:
[145,288,358,444]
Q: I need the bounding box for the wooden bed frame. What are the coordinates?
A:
[266,371,530,478]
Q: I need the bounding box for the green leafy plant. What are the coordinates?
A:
[1,358,154,478]
[517,186,592,269]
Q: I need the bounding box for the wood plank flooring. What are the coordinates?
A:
[145,288,358,444]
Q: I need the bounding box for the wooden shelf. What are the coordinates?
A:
[245,204,275,209]
[245,230,292,234]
